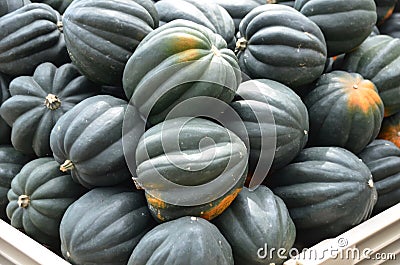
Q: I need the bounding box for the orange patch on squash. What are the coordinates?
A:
[177,49,201,63]
[378,124,400,148]
[382,7,395,24]
[146,194,167,209]
[200,188,242,220]
[343,77,383,113]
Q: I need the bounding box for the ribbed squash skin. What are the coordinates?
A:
[338,35,400,117]
[359,140,400,214]
[213,186,296,265]
[60,187,156,265]
[0,146,33,221]
[0,74,11,144]
[294,0,377,57]
[155,0,235,48]
[271,147,377,246]
[237,4,327,88]
[63,0,159,86]
[0,0,31,17]
[123,19,241,125]
[31,0,73,14]
[375,0,398,25]
[0,3,69,76]
[135,117,248,222]
[6,158,87,247]
[0,63,99,157]
[378,111,400,148]
[128,216,234,265]
[379,13,400,38]
[304,71,384,154]
[50,95,142,188]
[231,79,309,173]
[212,0,263,31]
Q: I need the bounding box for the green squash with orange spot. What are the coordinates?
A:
[123,19,241,125]
[304,70,384,154]
[135,117,248,222]
[378,111,400,148]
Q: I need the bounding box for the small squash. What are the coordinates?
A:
[304,71,384,154]
[359,140,400,214]
[378,111,400,147]
[123,19,241,125]
[6,157,87,248]
[0,3,69,76]
[294,0,377,56]
[135,117,248,222]
[237,4,327,88]
[379,13,400,38]
[128,216,234,265]
[271,147,377,246]
[375,0,398,25]
[0,146,33,221]
[63,0,159,86]
[50,95,144,188]
[60,187,156,265]
[230,79,309,175]
[213,186,296,265]
[0,63,99,157]
[338,35,400,117]
[31,0,73,14]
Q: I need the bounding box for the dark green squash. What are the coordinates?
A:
[379,13,400,38]
[237,4,327,88]
[375,0,398,25]
[0,73,11,144]
[60,187,156,265]
[213,186,296,265]
[128,216,233,265]
[304,71,384,154]
[0,0,30,17]
[155,0,236,49]
[0,63,99,157]
[50,95,144,188]
[338,35,400,117]
[231,79,309,176]
[271,147,377,246]
[6,157,87,248]
[123,19,241,125]
[358,140,400,214]
[135,117,248,222]
[213,0,263,31]
[0,146,33,221]
[378,111,400,148]
[31,0,73,14]
[0,3,69,76]
[294,0,377,57]
[63,0,159,86]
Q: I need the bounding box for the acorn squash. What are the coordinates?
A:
[135,117,248,222]
[0,73,11,144]
[128,216,233,265]
[0,63,99,157]
[60,187,156,265]
[375,0,398,25]
[237,4,327,87]
[378,111,400,148]
[6,157,87,248]
[31,0,73,14]
[379,13,400,38]
[271,147,377,246]
[0,0,30,17]
[304,71,384,154]
[359,140,400,214]
[63,0,159,86]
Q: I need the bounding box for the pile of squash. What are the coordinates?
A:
[0,0,400,264]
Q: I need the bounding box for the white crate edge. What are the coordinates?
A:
[0,220,70,265]
[284,203,400,265]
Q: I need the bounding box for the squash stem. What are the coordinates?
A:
[60,160,74,172]
[18,195,30,208]
[45,94,62,110]
[57,20,63,32]
[235,37,248,54]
